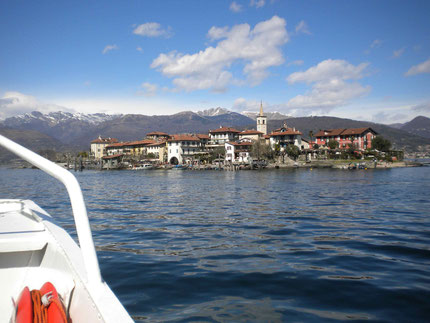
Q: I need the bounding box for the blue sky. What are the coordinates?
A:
[1,0,429,123]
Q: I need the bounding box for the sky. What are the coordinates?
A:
[1,0,429,123]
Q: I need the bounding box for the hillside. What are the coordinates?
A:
[398,116,430,139]
[0,126,68,163]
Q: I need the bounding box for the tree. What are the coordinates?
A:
[251,140,273,160]
[285,144,300,160]
[313,143,319,150]
[327,139,339,150]
[209,147,224,162]
[347,143,358,157]
[308,130,314,146]
[372,136,391,152]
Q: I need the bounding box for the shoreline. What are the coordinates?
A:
[2,160,426,171]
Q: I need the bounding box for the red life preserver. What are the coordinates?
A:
[15,282,69,323]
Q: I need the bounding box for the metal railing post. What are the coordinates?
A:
[0,134,102,284]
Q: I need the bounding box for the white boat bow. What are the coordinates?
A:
[0,134,133,322]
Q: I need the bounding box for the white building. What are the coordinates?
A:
[225,141,253,163]
[239,130,264,142]
[90,136,118,159]
[208,127,240,148]
[268,124,303,151]
[167,135,204,165]
[146,141,167,162]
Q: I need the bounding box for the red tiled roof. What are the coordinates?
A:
[91,137,118,144]
[341,127,375,135]
[209,127,240,134]
[270,129,302,136]
[196,134,209,139]
[314,129,345,137]
[168,134,201,142]
[106,142,128,148]
[315,127,377,137]
[102,154,123,159]
[124,139,155,146]
[240,130,263,135]
[146,131,169,136]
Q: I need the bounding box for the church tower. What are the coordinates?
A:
[256,101,267,135]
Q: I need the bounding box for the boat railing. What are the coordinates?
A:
[0,134,102,285]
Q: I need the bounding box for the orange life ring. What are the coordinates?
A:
[15,282,68,323]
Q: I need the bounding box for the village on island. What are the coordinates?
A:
[88,104,405,171]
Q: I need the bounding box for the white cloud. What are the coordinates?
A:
[392,47,405,58]
[151,16,288,92]
[133,22,172,38]
[371,111,408,123]
[229,1,242,12]
[0,92,72,119]
[139,82,158,97]
[295,20,311,35]
[137,46,144,53]
[232,97,264,112]
[207,26,230,41]
[411,101,430,112]
[405,58,430,76]
[250,0,265,8]
[102,44,118,54]
[286,59,370,111]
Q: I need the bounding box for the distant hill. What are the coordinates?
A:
[397,116,430,139]
[0,125,68,163]
[265,116,430,152]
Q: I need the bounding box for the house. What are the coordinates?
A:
[90,136,118,159]
[146,131,170,141]
[208,126,240,148]
[102,154,123,169]
[239,130,264,142]
[124,139,156,157]
[167,134,204,165]
[314,127,378,150]
[268,123,303,151]
[105,139,155,157]
[225,141,253,164]
[196,134,210,146]
[146,140,167,162]
[105,142,128,156]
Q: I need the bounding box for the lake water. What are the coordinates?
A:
[1,167,430,322]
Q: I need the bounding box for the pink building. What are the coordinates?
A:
[314,127,378,150]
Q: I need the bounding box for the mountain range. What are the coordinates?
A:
[1,110,430,161]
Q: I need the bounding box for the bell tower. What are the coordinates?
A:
[256,101,267,135]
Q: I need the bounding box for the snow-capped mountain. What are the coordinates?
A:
[242,111,291,120]
[196,107,231,117]
[6,111,120,126]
